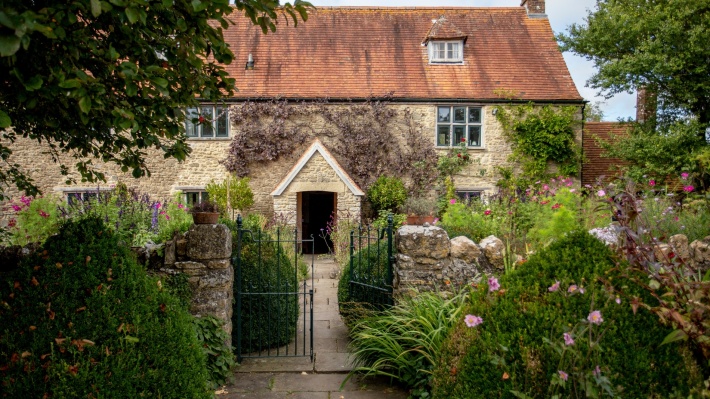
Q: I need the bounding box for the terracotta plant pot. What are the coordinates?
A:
[406,215,437,225]
[192,212,220,225]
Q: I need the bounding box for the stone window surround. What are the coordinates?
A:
[436,104,485,148]
[174,186,209,206]
[55,186,114,203]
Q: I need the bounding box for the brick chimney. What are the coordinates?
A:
[636,87,657,123]
[521,0,545,15]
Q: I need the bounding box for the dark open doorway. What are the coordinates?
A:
[300,191,335,254]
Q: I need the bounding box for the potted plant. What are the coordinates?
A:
[190,200,220,225]
[400,196,438,225]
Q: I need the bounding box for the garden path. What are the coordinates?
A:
[218,256,408,399]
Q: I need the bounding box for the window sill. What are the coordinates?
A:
[429,61,464,65]
[436,146,486,150]
[186,137,231,141]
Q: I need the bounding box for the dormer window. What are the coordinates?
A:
[428,40,463,63]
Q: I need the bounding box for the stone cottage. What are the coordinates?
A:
[2,0,584,249]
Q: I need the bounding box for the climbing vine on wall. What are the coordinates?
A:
[495,103,582,180]
[221,96,439,193]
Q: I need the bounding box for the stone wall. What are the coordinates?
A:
[394,224,505,296]
[0,102,583,224]
[155,224,234,345]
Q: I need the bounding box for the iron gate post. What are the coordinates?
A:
[387,213,394,305]
[235,214,243,363]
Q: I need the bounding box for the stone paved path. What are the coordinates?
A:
[218,255,409,399]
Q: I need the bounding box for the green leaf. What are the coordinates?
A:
[78,96,92,113]
[510,391,534,399]
[191,0,207,12]
[125,8,139,24]
[0,110,11,128]
[123,335,139,344]
[152,77,168,88]
[90,0,102,17]
[24,76,43,91]
[0,33,21,57]
[59,79,82,89]
[660,329,688,346]
[648,279,661,290]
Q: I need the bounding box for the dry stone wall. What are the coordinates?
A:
[394,224,504,296]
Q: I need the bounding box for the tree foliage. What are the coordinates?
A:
[0,0,311,200]
[558,0,710,127]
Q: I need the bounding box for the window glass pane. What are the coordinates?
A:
[185,107,199,137]
[446,43,454,59]
[216,107,229,137]
[201,192,210,203]
[452,42,461,60]
[185,192,200,206]
[468,107,481,123]
[201,107,214,137]
[454,125,466,145]
[453,107,466,123]
[468,126,481,147]
[456,191,482,201]
[437,107,450,123]
[437,125,450,146]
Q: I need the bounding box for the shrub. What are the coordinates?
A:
[431,231,701,398]
[346,290,468,398]
[228,215,299,353]
[338,239,392,328]
[367,176,407,214]
[205,175,254,220]
[4,195,62,246]
[0,217,211,398]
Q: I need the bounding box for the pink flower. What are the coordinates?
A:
[164,214,171,220]
[11,204,21,212]
[587,310,603,325]
[20,196,31,206]
[551,203,561,210]
[433,218,439,225]
[464,314,483,327]
[684,185,694,193]
[649,179,656,187]
[596,189,606,197]
[563,332,575,346]
[615,296,621,304]
[177,203,185,209]
[548,281,560,292]
[558,370,568,381]
[567,284,578,293]
[681,172,689,180]
[449,199,456,205]
[154,202,162,209]
[579,286,586,294]
[540,200,550,205]
[484,209,491,216]
[488,277,500,292]
[38,210,49,218]
[543,184,549,191]
[593,365,601,377]
[8,218,16,228]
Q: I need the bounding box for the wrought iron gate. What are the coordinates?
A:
[347,214,395,308]
[233,215,314,362]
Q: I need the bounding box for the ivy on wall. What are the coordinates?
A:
[495,103,582,180]
[221,97,439,193]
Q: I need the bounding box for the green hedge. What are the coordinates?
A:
[431,231,702,398]
[338,240,392,328]
[228,217,299,354]
[0,217,211,398]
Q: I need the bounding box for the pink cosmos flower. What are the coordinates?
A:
[488,277,500,292]
[543,184,549,191]
[8,218,16,228]
[449,199,456,205]
[579,286,586,294]
[615,296,621,304]
[563,332,575,346]
[20,196,31,206]
[484,209,491,216]
[464,314,483,327]
[558,370,568,381]
[587,310,603,325]
[684,185,695,193]
[38,210,49,218]
[681,172,689,180]
[567,284,578,293]
[548,281,560,292]
[11,204,21,212]
[596,189,606,197]
[551,203,561,210]
[649,179,656,187]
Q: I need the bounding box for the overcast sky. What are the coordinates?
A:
[309,0,636,121]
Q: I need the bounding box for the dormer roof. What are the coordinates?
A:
[422,16,468,45]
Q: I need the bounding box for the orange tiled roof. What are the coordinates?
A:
[582,122,631,186]
[223,7,583,101]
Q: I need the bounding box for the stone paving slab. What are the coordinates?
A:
[226,256,408,398]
